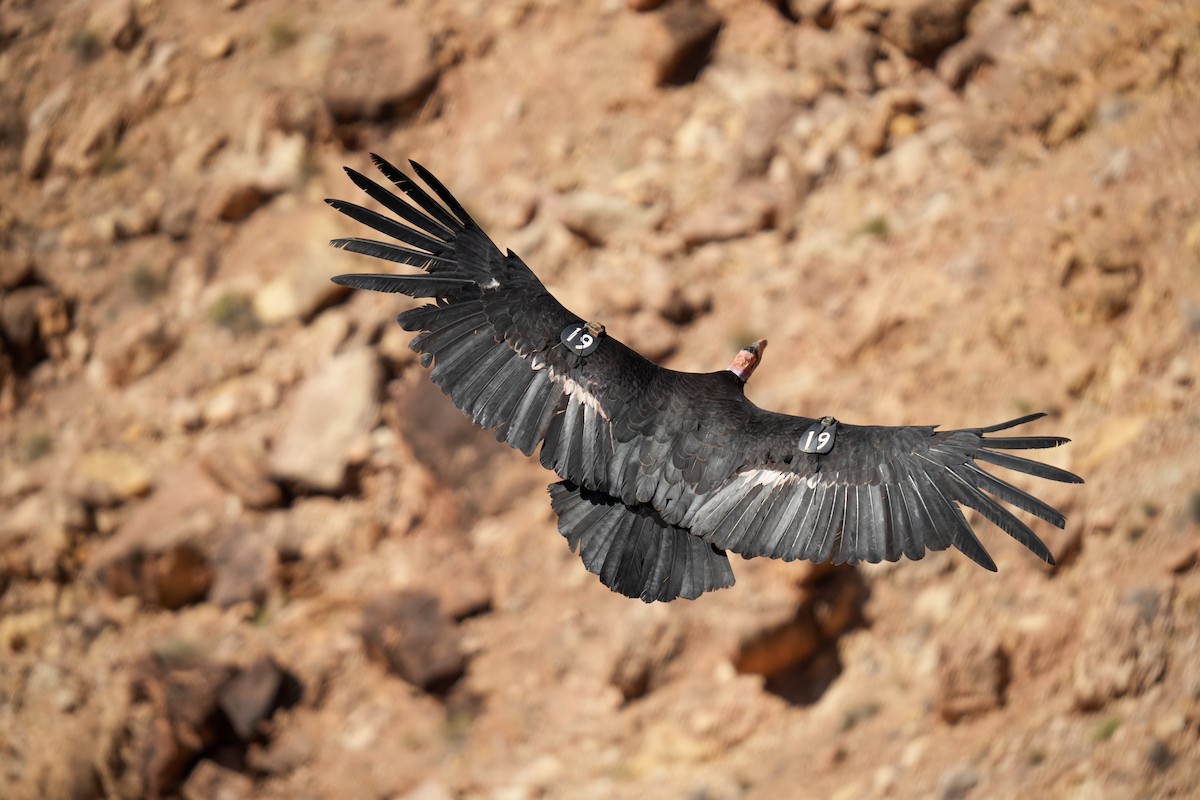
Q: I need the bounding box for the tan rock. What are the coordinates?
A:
[20,82,70,180]
[201,438,283,509]
[269,347,381,492]
[553,190,663,247]
[208,525,278,608]
[253,252,346,325]
[935,636,1009,723]
[198,32,235,61]
[90,0,141,51]
[1073,587,1170,711]
[321,9,438,122]
[678,180,777,248]
[87,308,179,387]
[78,449,152,503]
[181,761,253,800]
[0,492,75,580]
[56,95,127,176]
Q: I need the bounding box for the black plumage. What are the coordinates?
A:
[328,156,1084,602]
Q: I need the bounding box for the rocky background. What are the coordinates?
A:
[1,0,1199,798]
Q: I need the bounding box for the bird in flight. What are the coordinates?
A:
[328,156,1082,602]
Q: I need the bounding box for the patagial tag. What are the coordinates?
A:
[800,418,837,454]
[560,322,603,357]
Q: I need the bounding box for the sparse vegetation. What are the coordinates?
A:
[839,701,881,732]
[152,636,205,666]
[266,19,299,53]
[68,26,102,63]
[440,708,472,747]
[1092,716,1121,743]
[208,290,258,333]
[130,261,167,301]
[21,430,53,462]
[727,328,764,351]
[855,215,890,239]
[97,145,125,174]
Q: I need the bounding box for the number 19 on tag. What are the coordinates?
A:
[800,420,837,454]
[560,323,601,356]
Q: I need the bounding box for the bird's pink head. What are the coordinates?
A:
[727,339,767,383]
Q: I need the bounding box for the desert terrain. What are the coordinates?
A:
[1,0,1199,798]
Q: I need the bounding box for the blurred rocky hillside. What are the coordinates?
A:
[1,0,1198,798]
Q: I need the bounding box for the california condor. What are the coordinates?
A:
[328,156,1082,602]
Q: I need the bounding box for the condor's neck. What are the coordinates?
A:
[719,369,750,393]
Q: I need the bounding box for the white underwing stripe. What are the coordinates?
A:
[548,369,610,421]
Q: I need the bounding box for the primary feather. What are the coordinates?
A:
[329,156,1083,602]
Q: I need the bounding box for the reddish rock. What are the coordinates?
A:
[208,183,271,223]
[88,464,226,609]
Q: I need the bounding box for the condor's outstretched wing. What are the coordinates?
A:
[668,411,1083,571]
[328,155,661,462]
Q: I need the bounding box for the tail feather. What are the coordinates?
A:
[548,481,735,602]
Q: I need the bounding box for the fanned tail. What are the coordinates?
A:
[548,481,735,602]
